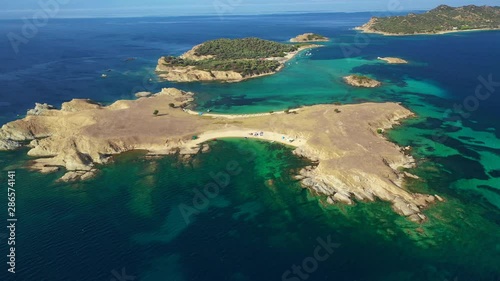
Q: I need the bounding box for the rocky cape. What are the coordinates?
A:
[0,88,439,222]
[156,44,317,83]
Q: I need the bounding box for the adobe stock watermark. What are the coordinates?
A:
[110,267,136,281]
[7,0,70,55]
[433,74,499,144]
[178,143,256,225]
[281,235,340,281]
[213,0,243,19]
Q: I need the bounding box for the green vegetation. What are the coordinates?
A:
[377,128,384,134]
[334,109,341,113]
[153,110,159,116]
[194,38,298,59]
[352,75,373,83]
[168,103,175,108]
[162,56,281,77]
[365,5,500,34]
[306,33,327,40]
[161,38,300,77]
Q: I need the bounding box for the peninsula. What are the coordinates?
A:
[0,88,437,222]
[290,33,329,42]
[343,75,382,88]
[156,37,317,82]
[356,5,500,35]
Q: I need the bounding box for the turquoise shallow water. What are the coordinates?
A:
[0,14,499,281]
[1,140,499,281]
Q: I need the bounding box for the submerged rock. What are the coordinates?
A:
[59,169,98,182]
[333,192,354,205]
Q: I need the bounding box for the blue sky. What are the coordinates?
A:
[0,0,497,19]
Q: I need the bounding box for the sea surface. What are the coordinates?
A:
[0,13,499,281]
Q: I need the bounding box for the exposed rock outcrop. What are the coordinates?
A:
[27,103,55,116]
[135,91,153,98]
[0,139,20,150]
[155,61,245,82]
[378,57,408,64]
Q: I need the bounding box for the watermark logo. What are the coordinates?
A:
[7,0,70,54]
[340,0,403,58]
[213,0,244,19]
[178,144,258,225]
[110,268,136,281]
[433,74,499,144]
[281,235,340,281]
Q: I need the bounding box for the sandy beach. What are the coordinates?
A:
[185,129,304,148]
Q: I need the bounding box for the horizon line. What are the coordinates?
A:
[0,9,423,21]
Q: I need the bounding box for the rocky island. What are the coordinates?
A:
[378,57,408,64]
[0,88,438,222]
[290,33,329,42]
[356,5,500,35]
[343,75,382,88]
[156,37,317,82]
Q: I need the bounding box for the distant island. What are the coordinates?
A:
[290,33,329,42]
[156,37,317,82]
[377,57,408,64]
[0,88,438,222]
[344,75,381,88]
[356,5,500,35]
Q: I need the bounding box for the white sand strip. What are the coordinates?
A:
[184,129,305,149]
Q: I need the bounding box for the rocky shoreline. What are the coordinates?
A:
[0,89,439,222]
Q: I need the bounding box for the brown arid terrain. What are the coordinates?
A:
[0,88,439,222]
[155,45,318,82]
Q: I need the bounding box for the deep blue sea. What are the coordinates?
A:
[0,13,499,281]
